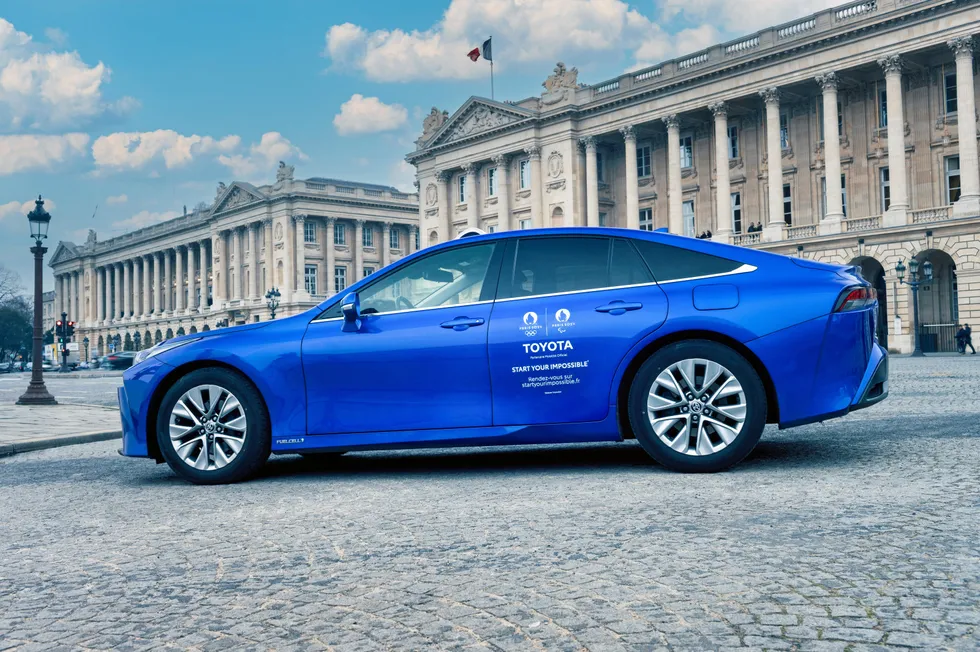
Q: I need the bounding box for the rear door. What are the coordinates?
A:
[487,236,669,426]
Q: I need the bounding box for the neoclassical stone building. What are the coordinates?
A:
[408,0,980,353]
[50,165,419,356]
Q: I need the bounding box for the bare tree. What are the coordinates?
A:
[0,265,22,306]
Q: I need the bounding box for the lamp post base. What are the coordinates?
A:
[910,349,925,357]
[17,381,58,406]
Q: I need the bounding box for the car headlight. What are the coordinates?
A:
[134,337,201,365]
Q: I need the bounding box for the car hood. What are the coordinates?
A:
[165,321,271,346]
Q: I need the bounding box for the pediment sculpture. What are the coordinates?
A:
[416,107,449,149]
[443,105,517,143]
[276,161,295,184]
[541,62,580,105]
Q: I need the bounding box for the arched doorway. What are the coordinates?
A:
[189,325,198,334]
[850,256,888,348]
[165,328,174,340]
[915,249,958,352]
[143,331,152,349]
[112,334,121,352]
[202,324,211,332]
[96,335,104,357]
[154,329,163,345]
[124,333,133,351]
[176,326,185,336]
[133,332,142,351]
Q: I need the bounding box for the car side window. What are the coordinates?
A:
[632,239,743,282]
[501,236,610,299]
[319,242,497,319]
[610,238,654,287]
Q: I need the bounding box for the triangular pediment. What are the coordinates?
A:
[429,98,535,148]
[212,182,267,214]
[48,241,79,267]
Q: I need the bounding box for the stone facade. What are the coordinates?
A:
[49,166,419,356]
[408,0,980,354]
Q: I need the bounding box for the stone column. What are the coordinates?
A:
[464,163,480,230]
[760,89,785,240]
[878,55,909,226]
[249,224,259,301]
[175,247,185,312]
[436,170,452,241]
[710,103,733,240]
[581,136,599,227]
[163,249,173,312]
[621,126,640,230]
[262,220,273,294]
[354,220,365,281]
[113,263,121,322]
[950,37,980,217]
[382,222,392,267]
[55,275,63,317]
[199,242,209,309]
[817,73,845,233]
[232,229,242,302]
[294,215,307,297]
[95,269,104,324]
[142,256,151,317]
[410,226,419,254]
[104,268,112,323]
[122,260,132,319]
[153,253,163,314]
[325,217,336,295]
[526,145,544,228]
[664,115,683,235]
[215,231,228,308]
[492,154,511,231]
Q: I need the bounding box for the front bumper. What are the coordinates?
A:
[118,358,172,458]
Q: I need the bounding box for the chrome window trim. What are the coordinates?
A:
[309,263,756,323]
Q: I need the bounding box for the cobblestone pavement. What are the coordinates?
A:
[0,357,977,651]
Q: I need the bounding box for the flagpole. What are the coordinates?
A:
[489,36,494,100]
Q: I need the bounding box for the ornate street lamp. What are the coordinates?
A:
[896,256,933,357]
[82,336,90,365]
[17,196,57,405]
[265,287,281,319]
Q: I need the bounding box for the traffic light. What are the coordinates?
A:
[55,319,64,343]
[66,321,75,340]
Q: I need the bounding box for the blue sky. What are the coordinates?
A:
[0,0,829,290]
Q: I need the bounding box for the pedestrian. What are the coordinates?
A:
[965,323,977,355]
[955,324,966,354]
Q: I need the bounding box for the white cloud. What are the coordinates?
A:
[660,0,837,34]
[217,132,306,179]
[632,24,723,70]
[111,209,180,231]
[105,193,127,205]
[0,18,137,130]
[333,94,408,136]
[0,197,56,221]
[92,130,240,171]
[44,28,68,47]
[324,0,662,82]
[388,159,417,194]
[0,133,88,175]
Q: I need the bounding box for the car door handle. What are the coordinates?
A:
[595,301,643,315]
[440,317,485,331]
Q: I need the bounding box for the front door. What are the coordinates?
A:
[488,236,669,426]
[303,241,501,434]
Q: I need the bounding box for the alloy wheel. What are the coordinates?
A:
[646,358,747,456]
[168,384,247,471]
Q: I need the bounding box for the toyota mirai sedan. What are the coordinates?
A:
[118,227,888,484]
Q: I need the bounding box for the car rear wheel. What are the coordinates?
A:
[156,368,270,484]
[628,340,766,473]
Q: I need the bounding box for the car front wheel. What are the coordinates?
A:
[156,368,270,484]
[628,340,767,473]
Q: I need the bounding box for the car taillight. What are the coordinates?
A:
[834,286,876,312]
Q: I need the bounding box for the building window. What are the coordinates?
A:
[679,136,693,169]
[487,224,497,233]
[783,184,792,225]
[596,152,605,182]
[944,70,958,114]
[389,227,399,250]
[878,86,888,128]
[519,217,532,230]
[779,114,789,149]
[304,265,317,295]
[820,174,848,218]
[304,221,317,244]
[731,192,742,233]
[363,266,375,278]
[457,175,466,204]
[946,156,961,204]
[519,159,530,189]
[334,266,347,292]
[637,145,652,178]
[880,167,891,212]
[362,225,374,248]
[334,222,346,246]
[728,126,739,159]
[414,229,420,250]
[682,200,695,237]
[487,167,497,196]
[598,212,607,227]
[639,207,653,231]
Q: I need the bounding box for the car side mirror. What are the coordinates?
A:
[341,292,361,332]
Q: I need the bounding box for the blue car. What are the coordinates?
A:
[118,227,887,484]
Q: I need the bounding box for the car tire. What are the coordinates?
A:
[156,367,270,485]
[628,340,767,473]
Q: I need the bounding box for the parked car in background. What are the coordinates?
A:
[103,352,137,370]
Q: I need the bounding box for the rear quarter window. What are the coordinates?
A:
[633,240,743,283]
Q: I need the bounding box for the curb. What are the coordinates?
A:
[0,430,122,458]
